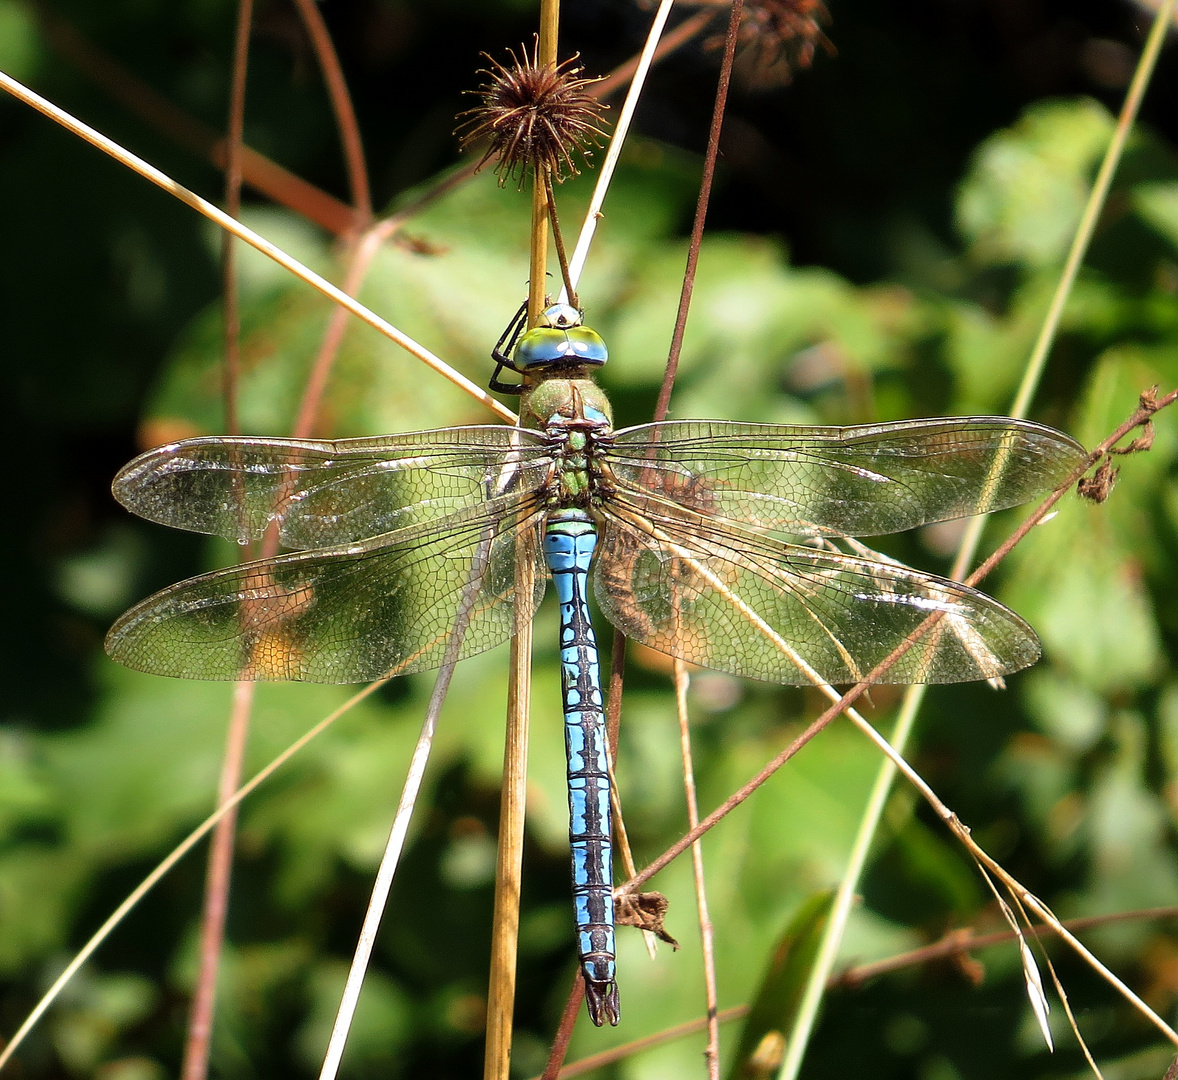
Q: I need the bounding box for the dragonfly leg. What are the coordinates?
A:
[545,511,620,1027]
[489,299,530,395]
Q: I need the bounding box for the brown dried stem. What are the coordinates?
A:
[540,976,587,1080]
[180,4,254,1075]
[653,0,744,424]
[544,171,577,308]
[289,0,372,226]
[606,390,1178,1053]
[485,13,558,1080]
[181,682,255,1080]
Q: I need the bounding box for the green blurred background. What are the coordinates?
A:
[3,1,1178,1077]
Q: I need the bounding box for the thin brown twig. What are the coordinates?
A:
[289,0,372,226]
[193,7,374,1070]
[544,171,577,307]
[591,9,720,100]
[653,0,744,424]
[540,975,587,1080]
[181,683,255,1080]
[180,4,254,1075]
[220,0,249,442]
[837,906,1178,988]
[620,387,1174,895]
[541,1006,749,1080]
[33,5,356,234]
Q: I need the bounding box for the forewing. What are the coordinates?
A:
[608,418,1084,537]
[594,495,1040,685]
[106,494,547,682]
[113,426,551,548]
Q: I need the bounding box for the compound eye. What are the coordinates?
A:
[541,303,582,329]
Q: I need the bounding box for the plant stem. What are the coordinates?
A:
[318,668,457,1080]
[545,171,577,307]
[675,662,719,1079]
[655,0,743,424]
[181,6,253,1075]
[485,8,558,1079]
[290,0,371,226]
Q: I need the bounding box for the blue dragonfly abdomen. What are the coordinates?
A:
[543,508,619,1026]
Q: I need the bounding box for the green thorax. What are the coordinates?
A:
[512,305,614,507]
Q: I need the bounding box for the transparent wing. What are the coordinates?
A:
[595,494,1039,685]
[607,417,1084,538]
[113,426,553,548]
[106,494,547,682]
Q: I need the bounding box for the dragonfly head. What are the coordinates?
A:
[513,303,608,373]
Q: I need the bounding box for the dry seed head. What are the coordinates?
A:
[691,0,835,87]
[456,42,609,188]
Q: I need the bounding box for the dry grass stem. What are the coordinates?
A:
[674,661,720,1079]
[182,681,255,1080]
[546,905,1178,1078]
[842,705,1178,1047]
[318,666,457,1080]
[621,387,1171,896]
[484,11,557,1079]
[0,70,517,424]
[0,682,388,1073]
[483,615,535,1080]
[559,0,678,300]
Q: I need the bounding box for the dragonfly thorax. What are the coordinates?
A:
[542,414,615,510]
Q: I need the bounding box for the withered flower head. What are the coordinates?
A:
[457,41,610,188]
[696,0,835,88]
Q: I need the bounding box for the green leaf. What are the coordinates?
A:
[957,98,1114,267]
[725,891,835,1080]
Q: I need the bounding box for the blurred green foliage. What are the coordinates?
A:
[4,2,1178,1079]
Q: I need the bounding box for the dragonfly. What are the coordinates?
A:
[107,303,1084,1026]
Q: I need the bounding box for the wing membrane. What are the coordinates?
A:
[113,426,552,548]
[595,494,1039,685]
[106,494,547,682]
[608,418,1084,538]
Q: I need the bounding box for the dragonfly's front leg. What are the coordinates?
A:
[543,508,620,1027]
